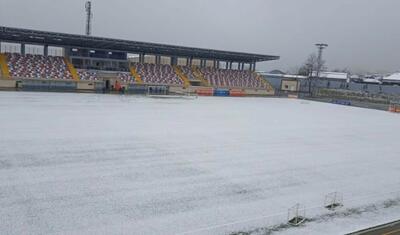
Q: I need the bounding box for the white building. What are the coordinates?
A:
[382,73,400,84]
[311,71,349,81]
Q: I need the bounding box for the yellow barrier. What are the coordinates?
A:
[64,58,80,81]
[174,66,190,88]
[192,66,209,86]
[0,53,10,79]
[130,66,143,84]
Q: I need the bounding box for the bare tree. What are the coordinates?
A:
[297,53,327,96]
[298,53,326,76]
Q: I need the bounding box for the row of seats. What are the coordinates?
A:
[70,71,135,82]
[77,70,98,81]
[4,53,267,89]
[118,72,135,83]
[6,53,72,80]
[133,63,183,86]
[179,66,197,81]
[199,67,267,89]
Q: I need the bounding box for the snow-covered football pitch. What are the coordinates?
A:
[0,91,399,235]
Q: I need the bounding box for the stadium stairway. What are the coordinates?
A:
[192,66,210,86]
[173,66,190,88]
[0,53,10,79]
[253,71,274,92]
[130,67,143,84]
[64,58,80,81]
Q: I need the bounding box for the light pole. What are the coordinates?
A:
[315,43,328,79]
[85,1,93,36]
[310,43,328,97]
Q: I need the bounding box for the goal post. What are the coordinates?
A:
[324,192,343,210]
[287,203,306,226]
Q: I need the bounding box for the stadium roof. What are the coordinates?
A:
[0,26,279,63]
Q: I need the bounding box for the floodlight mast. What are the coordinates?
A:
[85,1,93,36]
[308,43,328,96]
[315,43,328,79]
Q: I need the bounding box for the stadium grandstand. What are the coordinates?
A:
[0,26,279,96]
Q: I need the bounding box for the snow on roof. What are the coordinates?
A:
[362,78,382,84]
[383,73,400,81]
[258,72,307,79]
[312,71,348,80]
[282,74,308,79]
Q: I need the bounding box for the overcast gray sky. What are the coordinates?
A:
[1,0,399,73]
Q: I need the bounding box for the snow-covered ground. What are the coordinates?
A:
[0,91,399,235]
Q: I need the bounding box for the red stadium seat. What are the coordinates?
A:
[6,53,72,80]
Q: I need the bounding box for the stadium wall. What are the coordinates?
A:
[0,78,107,93]
[245,88,275,96]
[168,86,275,97]
[20,80,77,92]
[77,81,98,91]
[0,79,16,89]
[0,77,275,97]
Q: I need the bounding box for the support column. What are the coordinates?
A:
[155,55,161,64]
[0,41,2,53]
[171,56,178,66]
[43,45,49,56]
[213,60,217,68]
[253,63,256,71]
[216,60,220,69]
[21,43,26,55]
[186,57,190,66]
[229,61,233,69]
[63,47,70,58]
[225,61,229,69]
[139,53,145,63]
[237,63,241,70]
